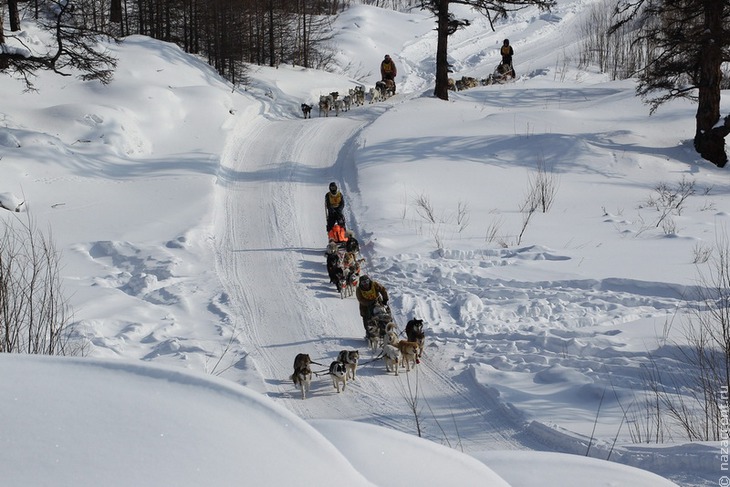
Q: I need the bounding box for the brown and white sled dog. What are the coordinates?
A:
[405,318,425,359]
[329,360,348,393]
[290,353,313,399]
[382,344,401,375]
[397,340,420,371]
[337,350,360,380]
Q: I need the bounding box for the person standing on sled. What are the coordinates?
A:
[356,275,389,331]
[500,39,516,78]
[325,182,345,231]
[380,54,397,93]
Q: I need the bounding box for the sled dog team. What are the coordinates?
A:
[289,182,427,399]
[302,82,394,119]
[290,318,426,400]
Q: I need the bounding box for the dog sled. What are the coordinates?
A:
[372,79,395,102]
[325,236,364,299]
[484,62,515,85]
[381,78,395,97]
[364,300,395,348]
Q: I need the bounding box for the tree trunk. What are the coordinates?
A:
[302,1,308,68]
[0,16,7,70]
[693,0,727,167]
[695,117,730,168]
[110,0,122,24]
[433,0,450,101]
[268,0,275,67]
[8,0,21,32]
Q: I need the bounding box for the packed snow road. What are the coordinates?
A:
[212,99,523,451]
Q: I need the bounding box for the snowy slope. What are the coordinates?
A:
[1,1,725,485]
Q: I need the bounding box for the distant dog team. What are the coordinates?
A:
[301,81,393,118]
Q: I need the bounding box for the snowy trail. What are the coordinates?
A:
[210,0,693,456]
[213,101,523,450]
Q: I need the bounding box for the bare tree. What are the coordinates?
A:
[419,0,555,100]
[397,368,424,437]
[520,157,558,214]
[578,0,651,80]
[0,213,74,356]
[1,0,118,90]
[682,232,730,439]
[609,0,730,167]
[634,231,730,442]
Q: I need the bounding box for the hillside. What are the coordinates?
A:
[1,2,725,485]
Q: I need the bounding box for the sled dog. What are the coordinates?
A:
[382,344,401,375]
[329,360,348,393]
[337,350,360,380]
[381,79,395,97]
[351,86,365,106]
[385,321,398,337]
[319,95,333,117]
[397,340,420,371]
[385,330,399,347]
[301,103,312,119]
[290,353,313,399]
[366,323,382,351]
[369,85,383,104]
[334,98,345,116]
[406,318,426,358]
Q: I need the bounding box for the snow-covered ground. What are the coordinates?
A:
[1,1,726,485]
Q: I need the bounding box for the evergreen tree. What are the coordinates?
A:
[610,0,730,167]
